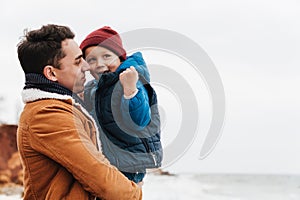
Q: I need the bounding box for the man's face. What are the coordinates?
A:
[54,39,89,93]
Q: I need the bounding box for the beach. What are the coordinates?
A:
[1,173,300,200]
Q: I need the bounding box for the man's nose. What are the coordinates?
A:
[81,59,91,72]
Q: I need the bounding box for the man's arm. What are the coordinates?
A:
[29,104,142,200]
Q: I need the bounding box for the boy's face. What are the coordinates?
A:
[85,46,121,80]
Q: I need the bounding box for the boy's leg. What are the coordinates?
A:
[121,171,145,183]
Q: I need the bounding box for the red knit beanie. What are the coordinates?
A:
[80,26,126,61]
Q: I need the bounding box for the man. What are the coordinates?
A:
[17,24,142,200]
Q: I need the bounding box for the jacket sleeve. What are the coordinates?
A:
[29,103,142,200]
[120,83,151,129]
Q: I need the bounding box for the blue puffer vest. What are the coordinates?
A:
[95,52,162,173]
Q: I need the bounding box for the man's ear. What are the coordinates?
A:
[43,65,58,81]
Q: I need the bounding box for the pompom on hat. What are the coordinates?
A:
[80,26,126,61]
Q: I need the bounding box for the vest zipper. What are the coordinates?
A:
[150,152,157,167]
[141,138,158,167]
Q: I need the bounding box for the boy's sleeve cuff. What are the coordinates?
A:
[123,89,139,99]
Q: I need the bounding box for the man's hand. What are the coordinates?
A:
[137,181,144,188]
[119,66,138,97]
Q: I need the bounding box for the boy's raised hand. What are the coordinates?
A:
[119,66,138,97]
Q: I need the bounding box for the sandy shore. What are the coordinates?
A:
[1,173,300,200]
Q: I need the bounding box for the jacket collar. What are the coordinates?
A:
[22,88,74,104]
[21,88,103,152]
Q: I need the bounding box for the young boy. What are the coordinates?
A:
[80,26,163,183]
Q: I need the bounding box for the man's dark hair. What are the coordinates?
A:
[17,24,75,74]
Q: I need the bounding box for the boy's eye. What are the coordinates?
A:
[87,58,96,64]
[103,54,111,59]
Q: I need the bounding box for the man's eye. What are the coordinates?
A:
[76,59,82,65]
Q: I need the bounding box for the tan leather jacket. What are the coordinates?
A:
[17,89,142,200]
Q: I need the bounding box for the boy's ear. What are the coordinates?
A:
[43,65,58,81]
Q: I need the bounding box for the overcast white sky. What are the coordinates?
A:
[0,0,300,174]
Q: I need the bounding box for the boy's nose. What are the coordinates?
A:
[97,62,109,72]
[97,58,106,66]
